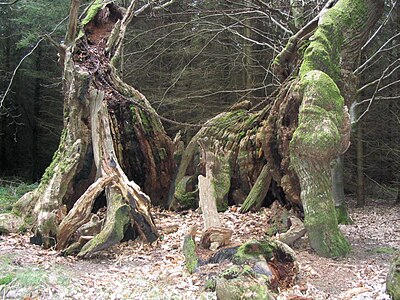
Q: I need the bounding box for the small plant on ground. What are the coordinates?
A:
[0,178,38,213]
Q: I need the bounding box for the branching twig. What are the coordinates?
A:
[0,38,44,109]
[355,32,400,75]
[361,0,398,51]
[0,0,20,5]
[0,14,69,108]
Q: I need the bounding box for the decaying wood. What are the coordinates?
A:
[197,139,221,230]
[198,173,221,229]
[197,140,232,251]
[56,176,114,250]
[211,239,297,299]
[66,0,80,44]
[277,216,306,246]
[200,227,232,251]
[78,187,131,258]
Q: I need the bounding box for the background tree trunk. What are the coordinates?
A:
[356,117,365,207]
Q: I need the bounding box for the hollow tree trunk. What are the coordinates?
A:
[171,0,383,258]
[11,0,175,256]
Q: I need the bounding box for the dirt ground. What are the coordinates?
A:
[0,198,399,299]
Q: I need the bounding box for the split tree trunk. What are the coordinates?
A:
[171,0,384,257]
[11,0,175,256]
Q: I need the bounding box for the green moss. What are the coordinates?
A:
[158,148,167,160]
[18,225,27,233]
[139,110,151,132]
[174,176,197,209]
[300,71,344,119]
[387,252,400,299]
[216,265,274,300]
[214,110,246,130]
[204,277,217,291]
[111,55,121,70]
[373,247,398,255]
[178,191,197,209]
[183,235,198,274]
[298,0,369,81]
[291,70,345,160]
[233,240,274,265]
[81,0,104,26]
[0,274,14,285]
[212,155,231,212]
[24,215,34,225]
[246,285,273,300]
[221,265,242,279]
[41,129,67,185]
[305,214,351,257]
[335,205,353,225]
[78,194,130,257]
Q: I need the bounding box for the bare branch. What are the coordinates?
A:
[0,0,21,5]
[361,0,398,51]
[355,32,400,75]
[357,58,400,93]
[0,38,44,109]
[0,14,69,108]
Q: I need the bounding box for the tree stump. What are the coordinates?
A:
[198,140,233,251]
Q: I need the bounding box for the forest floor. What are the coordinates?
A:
[0,198,399,300]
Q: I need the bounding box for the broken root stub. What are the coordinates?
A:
[200,226,233,251]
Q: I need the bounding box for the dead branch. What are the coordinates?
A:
[0,0,21,5]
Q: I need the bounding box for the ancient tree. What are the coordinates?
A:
[171,0,383,257]
[5,0,175,257]
[1,0,385,259]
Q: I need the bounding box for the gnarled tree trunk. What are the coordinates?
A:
[171,0,383,257]
[2,0,384,259]
[10,0,175,257]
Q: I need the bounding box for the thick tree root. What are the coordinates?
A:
[240,163,272,213]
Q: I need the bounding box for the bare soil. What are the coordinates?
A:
[0,198,398,299]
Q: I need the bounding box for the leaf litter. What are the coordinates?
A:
[0,198,398,299]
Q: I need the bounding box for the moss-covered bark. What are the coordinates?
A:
[170,108,270,211]
[182,233,198,274]
[240,163,272,213]
[78,188,130,258]
[288,0,383,257]
[208,239,297,299]
[387,252,400,300]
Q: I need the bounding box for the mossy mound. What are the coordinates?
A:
[213,265,275,300]
[0,213,25,234]
[205,239,297,299]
